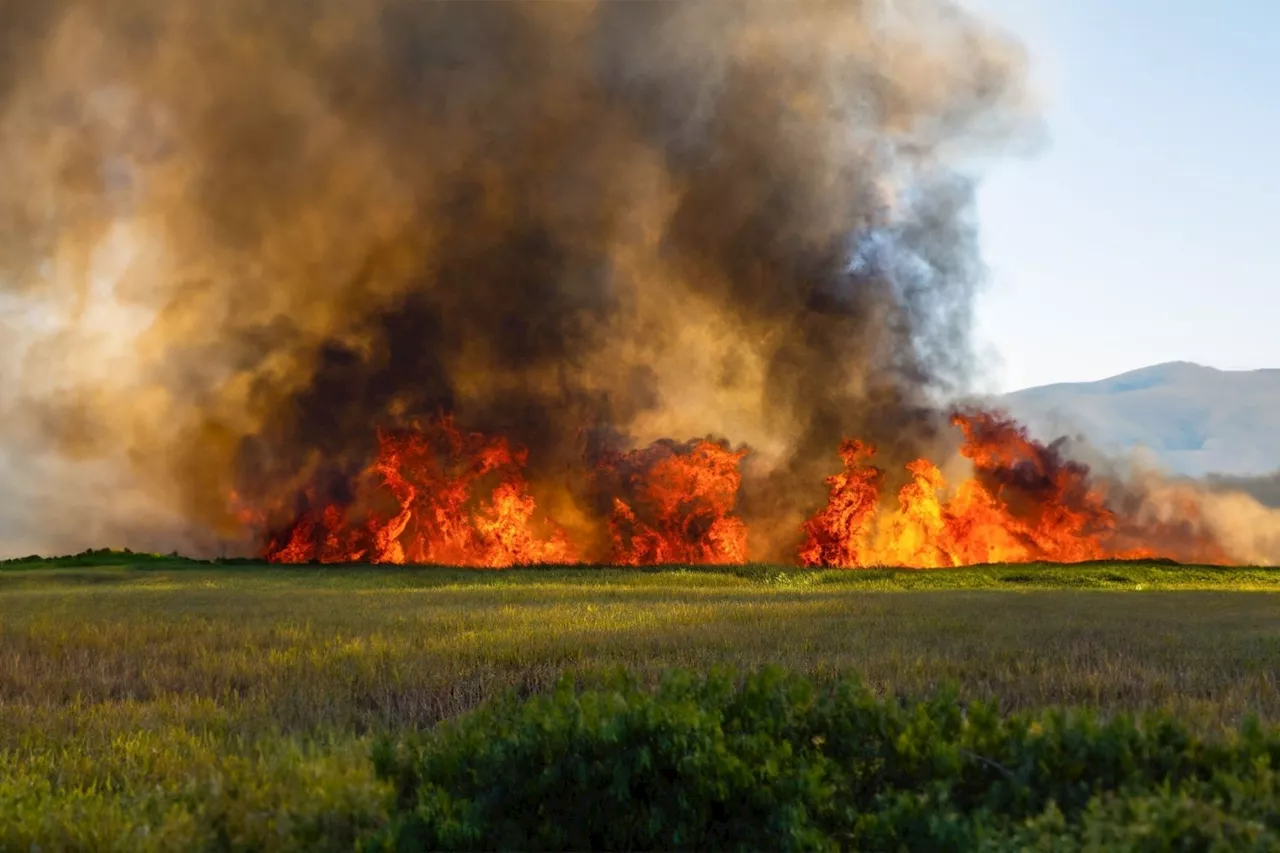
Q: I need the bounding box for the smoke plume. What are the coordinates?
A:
[0,0,1038,559]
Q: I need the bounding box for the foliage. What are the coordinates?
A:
[372,668,1280,852]
[4,556,1280,589]
[2,566,1279,849]
[0,708,389,852]
[0,547,205,568]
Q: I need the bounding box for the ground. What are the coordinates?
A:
[2,555,1279,849]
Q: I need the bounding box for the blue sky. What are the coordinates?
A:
[963,0,1280,392]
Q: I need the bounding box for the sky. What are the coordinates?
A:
[963,0,1280,393]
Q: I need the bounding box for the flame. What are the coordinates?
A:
[248,410,1233,568]
[597,439,749,565]
[797,440,883,569]
[262,417,576,567]
[800,412,1228,568]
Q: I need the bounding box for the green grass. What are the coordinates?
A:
[2,557,1279,849]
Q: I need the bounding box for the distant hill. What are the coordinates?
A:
[997,362,1280,479]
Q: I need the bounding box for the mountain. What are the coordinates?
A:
[997,362,1280,479]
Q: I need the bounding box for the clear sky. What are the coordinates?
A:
[962,0,1280,393]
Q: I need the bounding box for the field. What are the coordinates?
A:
[2,555,1280,849]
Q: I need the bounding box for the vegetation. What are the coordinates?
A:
[2,558,1278,849]
[374,668,1280,851]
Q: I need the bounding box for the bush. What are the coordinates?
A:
[370,668,1280,851]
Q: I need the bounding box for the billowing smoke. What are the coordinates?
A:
[1014,437,1280,567]
[2,0,1035,559]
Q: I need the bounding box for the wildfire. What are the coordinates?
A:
[261,418,576,567]
[799,412,1227,568]
[250,410,1230,568]
[597,439,749,566]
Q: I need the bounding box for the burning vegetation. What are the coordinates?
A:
[800,412,1227,568]
[251,411,1230,568]
[255,418,577,567]
[0,1,1276,565]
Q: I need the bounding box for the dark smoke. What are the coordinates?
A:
[0,0,1034,559]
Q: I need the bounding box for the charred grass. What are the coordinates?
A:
[1,560,1279,849]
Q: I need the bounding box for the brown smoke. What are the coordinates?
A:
[0,0,1035,559]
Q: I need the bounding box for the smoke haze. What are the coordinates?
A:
[3,0,1039,558]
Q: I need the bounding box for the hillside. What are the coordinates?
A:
[998,362,1280,479]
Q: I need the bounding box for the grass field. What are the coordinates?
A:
[2,555,1279,849]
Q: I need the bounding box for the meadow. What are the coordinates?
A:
[2,553,1279,849]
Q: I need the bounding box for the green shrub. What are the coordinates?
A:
[371,668,1280,852]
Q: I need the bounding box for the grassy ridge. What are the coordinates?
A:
[4,549,1280,590]
[2,559,1279,849]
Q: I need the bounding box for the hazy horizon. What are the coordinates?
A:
[1004,360,1278,394]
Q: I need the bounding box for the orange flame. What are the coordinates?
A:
[800,411,1228,568]
[598,439,749,565]
[249,410,1232,568]
[263,417,576,566]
